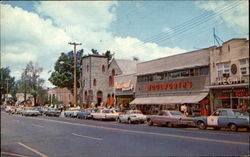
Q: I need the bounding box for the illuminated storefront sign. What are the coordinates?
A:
[145,81,192,91]
[215,76,244,85]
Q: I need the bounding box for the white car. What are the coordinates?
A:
[117,110,147,124]
[21,107,40,116]
[64,108,80,117]
[91,109,119,120]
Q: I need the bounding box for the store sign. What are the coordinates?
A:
[215,76,244,85]
[145,81,192,91]
[115,80,134,91]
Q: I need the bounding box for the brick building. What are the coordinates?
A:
[47,88,73,105]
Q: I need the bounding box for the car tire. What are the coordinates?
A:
[229,123,238,132]
[147,119,153,126]
[167,122,173,127]
[213,127,220,130]
[128,119,132,124]
[198,121,206,130]
[117,118,121,123]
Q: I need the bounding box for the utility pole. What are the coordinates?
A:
[68,42,82,105]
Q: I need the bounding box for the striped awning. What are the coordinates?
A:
[130,93,208,105]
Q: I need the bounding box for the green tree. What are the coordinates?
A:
[0,67,16,105]
[91,49,99,55]
[49,50,83,93]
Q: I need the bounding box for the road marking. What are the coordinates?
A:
[1,152,32,157]
[27,117,249,146]
[72,133,102,141]
[17,142,48,157]
[32,124,44,128]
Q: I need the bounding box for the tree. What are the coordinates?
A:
[91,49,99,55]
[0,67,16,105]
[103,50,113,62]
[23,61,45,105]
[49,50,83,94]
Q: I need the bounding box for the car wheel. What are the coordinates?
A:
[147,119,153,126]
[117,118,121,123]
[128,119,132,124]
[213,127,220,130]
[166,122,173,127]
[229,123,238,132]
[198,121,206,130]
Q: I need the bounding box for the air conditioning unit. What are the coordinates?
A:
[223,73,229,77]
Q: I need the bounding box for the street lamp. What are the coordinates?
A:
[68,42,82,105]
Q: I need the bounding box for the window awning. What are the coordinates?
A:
[130,93,208,105]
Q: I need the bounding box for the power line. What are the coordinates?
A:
[133,1,244,50]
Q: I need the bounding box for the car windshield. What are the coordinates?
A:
[232,110,249,116]
[169,111,183,116]
[102,110,111,113]
[131,111,142,114]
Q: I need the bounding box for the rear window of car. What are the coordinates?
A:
[170,111,183,116]
[232,110,249,116]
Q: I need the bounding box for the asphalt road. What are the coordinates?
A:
[1,111,249,157]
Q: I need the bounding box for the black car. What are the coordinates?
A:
[45,109,61,117]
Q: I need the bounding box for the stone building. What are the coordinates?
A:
[208,38,249,112]
[81,55,140,108]
[130,47,214,116]
[82,55,109,107]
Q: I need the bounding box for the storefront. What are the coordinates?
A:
[209,38,249,112]
[130,47,213,116]
[114,74,137,110]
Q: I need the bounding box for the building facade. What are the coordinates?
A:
[209,38,249,112]
[82,55,109,107]
[47,88,73,105]
[130,47,213,116]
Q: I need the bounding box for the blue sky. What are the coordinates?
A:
[1,1,249,87]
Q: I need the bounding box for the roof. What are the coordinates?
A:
[114,59,141,75]
[222,38,248,45]
[137,47,212,75]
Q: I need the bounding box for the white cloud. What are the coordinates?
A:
[1,2,187,88]
[195,1,249,32]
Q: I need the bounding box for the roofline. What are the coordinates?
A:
[137,46,214,65]
[82,55,107,59]
[222,38,248,45]
[114,73,137,78]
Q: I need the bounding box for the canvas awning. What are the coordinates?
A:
[130,93,208,105]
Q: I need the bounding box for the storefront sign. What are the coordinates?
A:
[215,76,244,85]
[145,81,192,91]
[115,80,134,91]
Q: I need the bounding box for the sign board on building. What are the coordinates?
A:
[215,76,245,85]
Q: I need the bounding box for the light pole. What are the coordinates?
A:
[68,42,82,105]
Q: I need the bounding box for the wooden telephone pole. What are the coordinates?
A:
[68,42,82,105]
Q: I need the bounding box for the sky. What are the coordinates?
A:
[1,1,249,88]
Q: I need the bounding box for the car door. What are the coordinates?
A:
[207,110,220,126]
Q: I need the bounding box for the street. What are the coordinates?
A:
[1,111,249,157]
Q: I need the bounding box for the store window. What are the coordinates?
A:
[170,70,190,79]
[217,62,230,77]
[239,59,249,75]
[153,73,164,81]
[200,67,209,76]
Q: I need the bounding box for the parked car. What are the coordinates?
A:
[45,108,61,117]
[21,107,40,116]
[193,108,249,131]
[77,108,95,119]
[15,107,23,114]
[117,110,146,124]
[64,108,80,117]
[147,110,194,127]
[91,109,119,120]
